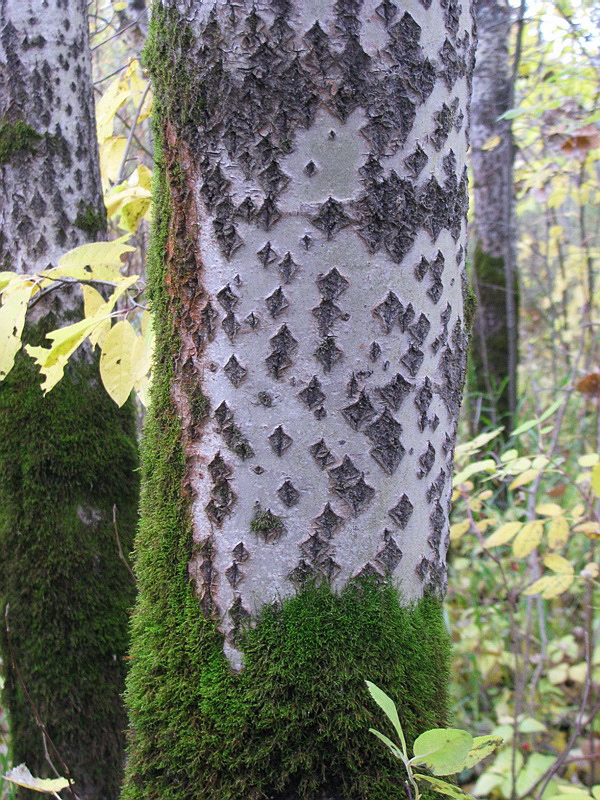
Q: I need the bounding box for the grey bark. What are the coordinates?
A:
[469,0,518,432]
[162,0,475,667]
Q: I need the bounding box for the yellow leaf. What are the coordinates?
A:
[135,164,153,191]
[82,286,111,348]
[482,135,502,151]
[120,196,152,233]
[486,522,523,547]
[132,334,151,382]
[105,186,152,218]
[574,522,600,540]
[524,574,574,599]
[509,469,540,490]
[512,521,543,558]
[42,239,135,283]
[134,374,151,407]
[3,763,69,794]
[96,76,131,143]
[500,448,519,462]
[547,517,570,550]
[100,320,138,406]
[580,563,599,580]
[0,271,19,292]
[543,554,574,575]
[0,282,35,379]
[535,503,563,517]
[450,521,471,541]
[99,135,127,187]
[592,464,600,498]
[578,453,599,467]
[523,577,554,596]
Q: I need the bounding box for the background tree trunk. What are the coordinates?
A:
[123,1,474,798]
[468,0,518,435]
[0,2,138,798]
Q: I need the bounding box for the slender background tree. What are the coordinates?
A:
[0,1,138,797]
[123,1,475,798]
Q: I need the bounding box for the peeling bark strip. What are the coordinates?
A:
[156,0,474,664]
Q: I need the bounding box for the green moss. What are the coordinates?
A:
[0,120,41,164]
[464,282,478,336]
[74,202,107,239]
[0,317,139,800]
[250,508,283,534]
[121,10,452,799]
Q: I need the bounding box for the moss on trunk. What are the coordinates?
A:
[0,319,138,800]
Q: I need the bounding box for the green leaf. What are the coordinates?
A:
[414,773,475,799]
[412,728,473,775]
[365,681,407,754]
[3,764,69,794]
[368,728,404,761]
[463,736,503,769]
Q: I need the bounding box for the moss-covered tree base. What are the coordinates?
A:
[0,323,138,800]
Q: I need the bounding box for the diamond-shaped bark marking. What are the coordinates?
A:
[401,344,424,377]
[251,506,285,543]
[314,337,342,372]
[224,355,247,387]
[288,559,316,587]
[310,439,336,470]
[222,312,240,342]
[266,349,292,379]
[373,291,403,333]
[208,452,232,483]
[258,160,290,195]
[217,284,239,312]
[278,479,300,507]
[269,425,293,456]
[299,376,325,409]
[245,311,260,330]
[232,541,250,563]
[304,160,317,177]
[201,301,219,341]
[214,221,243,259]
[342,390,376,431]
[265,286,289,318]
[214,401,254,460]
[389,494,414,529]
[427,469,446,503]
[314,502,344,537]
[409,314,431,346]
[428,501,446,551]
[366,409,405,475]
[376,0,399,23]
[415,256,429,281]
[369,341,382,362]
[314,406,326,420]
[317,555,341,580]
[375,530,403,573]
[270,324,298,353]
[378,373,413,410]
[257,241,278,267]
[353,562,384,582]
[415,556,431,582]
[278,252,299,283]
[415,377,433,431]
[228,595,250,632]
[256,196,281,229]
[400,303,415,333]
[317,267,349,300]
[236,196,257,223]
[311,197,351,238]
[205,495,234,526]
[418,442,436,478]
[225,561,244,588]
[347,373,359,398]
[312,299,343,335]
[301,532,330,561]
[329,456,374,515]
[200,163,230,209]
[404,144,428,179]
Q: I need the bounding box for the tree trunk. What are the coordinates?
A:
[123,1,474,798]
[0,2,138,798]
[468,0,518,435]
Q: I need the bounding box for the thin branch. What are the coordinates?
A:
[115,81,152,186]
[113,505,136,585]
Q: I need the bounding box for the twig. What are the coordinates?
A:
[115,81,152,186]
[113,505,136,585]
[4,606,79,800]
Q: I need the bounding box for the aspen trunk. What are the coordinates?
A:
[124,1,474,797]
[0,2,138,798]
[469,0,518,434]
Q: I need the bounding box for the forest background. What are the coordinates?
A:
[0,0,599,798]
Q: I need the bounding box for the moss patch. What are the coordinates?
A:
[0,120,41,164]
[0,318,138,800]
[74,202,107,239]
